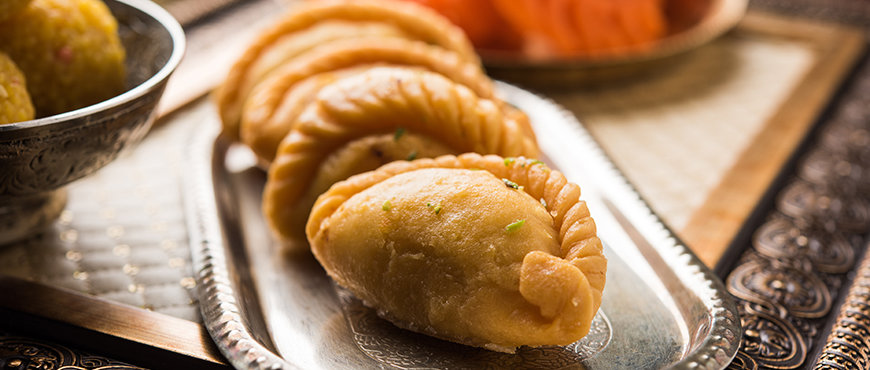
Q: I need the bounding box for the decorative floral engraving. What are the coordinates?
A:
[729,258,831,319]
[738,301,805,368]
[0,10,170,242]
[752,216,854,274]
[0,335,144,370]
[727,151,866,370]
[0,96,156,197]
[815,246,870,369]
[726,52,870,369]
[0,1,175,244]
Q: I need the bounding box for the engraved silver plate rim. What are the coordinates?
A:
[185,83,742,370]
[497,82,742,369]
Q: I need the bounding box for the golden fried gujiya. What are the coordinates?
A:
[263,67,538,244]
[216,0,479,141]
[239,38,501,165]
[306,153,607,352]
[218,20,411,138]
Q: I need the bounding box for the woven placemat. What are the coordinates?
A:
[0,105,206,323]
[550,12,863,264]
[552,30,814,231]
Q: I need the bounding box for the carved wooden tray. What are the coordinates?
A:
[185,84,741,369]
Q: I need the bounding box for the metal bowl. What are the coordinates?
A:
[481,0,747,88]
[0,0,185,244]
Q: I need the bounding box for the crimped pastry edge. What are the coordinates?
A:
[216,0,479,140]
[306,152,606,349]
[263,68,539,243]
[239,38,496,164]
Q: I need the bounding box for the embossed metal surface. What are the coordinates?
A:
[750,0,870,31]
[727,1,870,366]
[724,133,870,369]
[186,84,741,369]
[0,0,185,244]
[723,40,870,369]
[0,333,145,370]
[334,285,613,368]
[815,239,870,369]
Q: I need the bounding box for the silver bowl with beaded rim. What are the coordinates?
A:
[0,0,185,245]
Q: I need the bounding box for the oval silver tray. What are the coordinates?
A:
[184,83,741,369]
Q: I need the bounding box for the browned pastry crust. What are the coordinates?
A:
[306,153,606,351]
[239,39,496,165]
[215,0,479,141]
[216,20,411,140]
[263,67,539,244]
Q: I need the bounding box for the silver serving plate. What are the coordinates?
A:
[185,83,741,369]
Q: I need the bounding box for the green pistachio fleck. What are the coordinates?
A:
[540,198,547,209]
[426,202,442,214]
[382,200,392,211]
[394,127,406,141]
[469,168,481,171]
[406,151,418,161]
[505,219,525,232]
[529,159,545,166]
[503,157,515,166]
[502,178,519,190]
